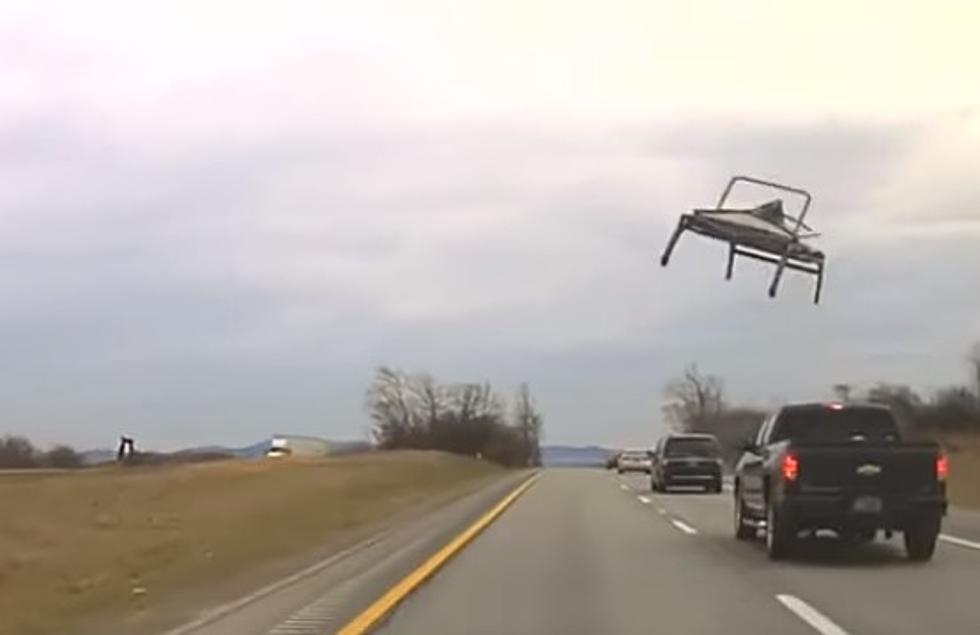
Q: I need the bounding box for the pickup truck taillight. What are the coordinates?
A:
[937,454,949,482]
[781,452,799,482]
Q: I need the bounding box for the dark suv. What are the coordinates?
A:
[651,434,724,493]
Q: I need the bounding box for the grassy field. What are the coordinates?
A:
[0,451,503,635]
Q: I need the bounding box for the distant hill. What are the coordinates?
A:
[541,445,612,467]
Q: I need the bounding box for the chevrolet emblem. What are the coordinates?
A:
[856,463,882,476]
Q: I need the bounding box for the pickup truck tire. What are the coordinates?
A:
[904,516,940,561]
[734,491,754,540]
[765,504,795,560]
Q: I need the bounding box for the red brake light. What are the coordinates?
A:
[781,453,799,482]
[827,403,844,411]
[937,454,949,482]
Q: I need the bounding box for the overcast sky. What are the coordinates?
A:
[2,1,979,450]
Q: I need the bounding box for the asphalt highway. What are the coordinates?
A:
[181,469,980,635]
[379,470,980,635]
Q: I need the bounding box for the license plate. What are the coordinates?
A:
[852,496,883,513]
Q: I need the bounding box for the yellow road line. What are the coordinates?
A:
[336,473,541,634]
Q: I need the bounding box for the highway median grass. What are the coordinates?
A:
[938,434,980,510]
[0,451,503,635]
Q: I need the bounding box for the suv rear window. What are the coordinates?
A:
[665,438,721,458]
[771,408,899,443]
[621,451,648,460]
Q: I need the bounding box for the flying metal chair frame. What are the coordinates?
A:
[660,176,826,304]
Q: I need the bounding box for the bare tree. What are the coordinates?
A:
[969,342,980,400]
[930,386,978,426]
[664,364,725,432]
[366,367,545,465]
[659,398,685,431]
[0,435,38,468]
[449,382,501,424]
[513,383,543,466]
[45,445,82,468]
[832,383,852,403]
[712,407,767,465]
[866,383,923,432]
[409,373,447,436]
[365,367,417,448]
[430,381,500,456]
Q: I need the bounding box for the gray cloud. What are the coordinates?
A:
[1,111,978,449]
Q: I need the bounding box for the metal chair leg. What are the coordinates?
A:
[768,251,790,298]
[660,217,688,267]
[813,262,825,304]
[726,243,736,280]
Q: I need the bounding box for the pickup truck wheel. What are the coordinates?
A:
[766,504,795,560]
[734,491,754,540]
[905,516,940,561]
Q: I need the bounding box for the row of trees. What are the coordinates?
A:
[662,365,765,464]
[825,344,980,434]
[852,384,980,435]
[365,367,543,467]
[0,436,82,468]
[663,343,980,461]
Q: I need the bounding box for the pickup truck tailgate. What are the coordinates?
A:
[794,444,940,501]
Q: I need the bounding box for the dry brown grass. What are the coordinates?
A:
[0,451,502,635]
[937,434,980,510]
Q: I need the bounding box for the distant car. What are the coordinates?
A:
[605,451,621,470]
[733,402,947,560]
[651,434,723,493]
[617,449,653,474]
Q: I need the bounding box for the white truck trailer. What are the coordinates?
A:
[265,435,330,458]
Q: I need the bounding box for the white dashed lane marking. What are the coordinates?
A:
[939,533,980,551]
[669,519,698,535]
[776,594,850,635]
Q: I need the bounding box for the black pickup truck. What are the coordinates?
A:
[733,403,947,560]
